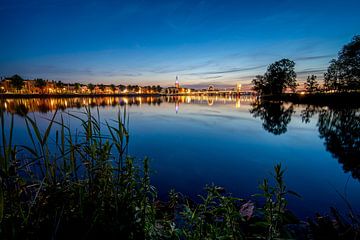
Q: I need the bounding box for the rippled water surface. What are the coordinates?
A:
[2,96,360,218]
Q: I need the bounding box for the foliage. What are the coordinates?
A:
[56,81,64,88]
[252,59,297,95]
[74,83,81,92]
[88,83,95,93]
[255,164,301,239]
[110,84,116,92]
[304,75,319,93]
[119,85,126,92]
[308,207,360,240]
[0,105,359,239]
[324,35,360,92]
[34,78,47,92]
[178,185,245,239]
[0,107,157,239]
[252,75,267,95]
[9,74,24,91]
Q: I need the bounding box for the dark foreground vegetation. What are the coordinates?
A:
[0,107,360,239]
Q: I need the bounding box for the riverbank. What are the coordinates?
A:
[0,92,249,99]
[261,92,360,106]
[0,93,164,99]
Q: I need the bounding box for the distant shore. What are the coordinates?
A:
[0,93,165,99]
[0,92,245,99]
[261,92,360,106]
[2,92,360,107]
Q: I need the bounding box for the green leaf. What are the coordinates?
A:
[287,190,302,198]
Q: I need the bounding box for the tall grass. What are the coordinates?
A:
[1,105,356,239]
[0,106,158,239]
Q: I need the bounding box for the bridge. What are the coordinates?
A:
[189,90,254,96]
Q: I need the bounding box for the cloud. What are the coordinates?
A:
[182,80,253,89]
[203,75,223,79]
[149,60,215,74]
[186,65,267,75]
[295,54,335,61]
[296,68,327,75]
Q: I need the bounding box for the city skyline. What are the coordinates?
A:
[1,0,360,88]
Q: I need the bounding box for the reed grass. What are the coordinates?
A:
[0,106,358,239]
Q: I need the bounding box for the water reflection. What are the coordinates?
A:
[1,96,359,187]
[0,95,254,116]
[249,100,295,135]
[301,106,360,180]
[250,101,360,181]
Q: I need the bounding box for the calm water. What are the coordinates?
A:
[2,96,360,218]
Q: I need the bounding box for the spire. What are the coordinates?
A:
[175,76,179,88]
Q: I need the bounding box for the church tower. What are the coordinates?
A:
[175,76,180,89]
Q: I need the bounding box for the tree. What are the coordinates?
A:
[99,84,105,92]
[304,75,319,93]
[128,85,139,93]
[10,74,24,92]
[74,83,81,93]
[119,85,126,92]
[252,75,269,95]
[88,83,95,93]
[34,78,47,93]
[56,81,64,88]
[252,59,297,95]
[151,85,160,93]
[110,84,116,93]
[324,35,360,92]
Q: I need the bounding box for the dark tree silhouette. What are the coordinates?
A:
[110,84,116,93]
[99,84,105,91]
[34,78,47,93]
[304,75,319,93]
[324,35,360,92]
[88,83,95,93]
[252,75,268,95]
[252,59,297,95]
[250,101,294,135]
[133,85,140,92]
[56,81,64,88]
[10,74,24,92]
[74,83,81,93]
[300,105,318,123]
[317,107,360,180]
[118,85,126,92]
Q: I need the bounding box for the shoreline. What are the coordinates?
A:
[0,93,165,99]
[261,92,360,107]
[1,92,360,106]
[0,92,247,99]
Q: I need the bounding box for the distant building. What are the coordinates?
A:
[165,87,179,94]
[0,79,12,92]
[175,76,180,89]
[236,83,242,92]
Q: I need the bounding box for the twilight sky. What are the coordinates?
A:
[0,0,359,88]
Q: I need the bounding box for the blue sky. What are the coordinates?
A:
[0,0,359,88]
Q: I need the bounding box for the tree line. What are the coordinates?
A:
[1,76,163,94]
[252,35,360,95]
